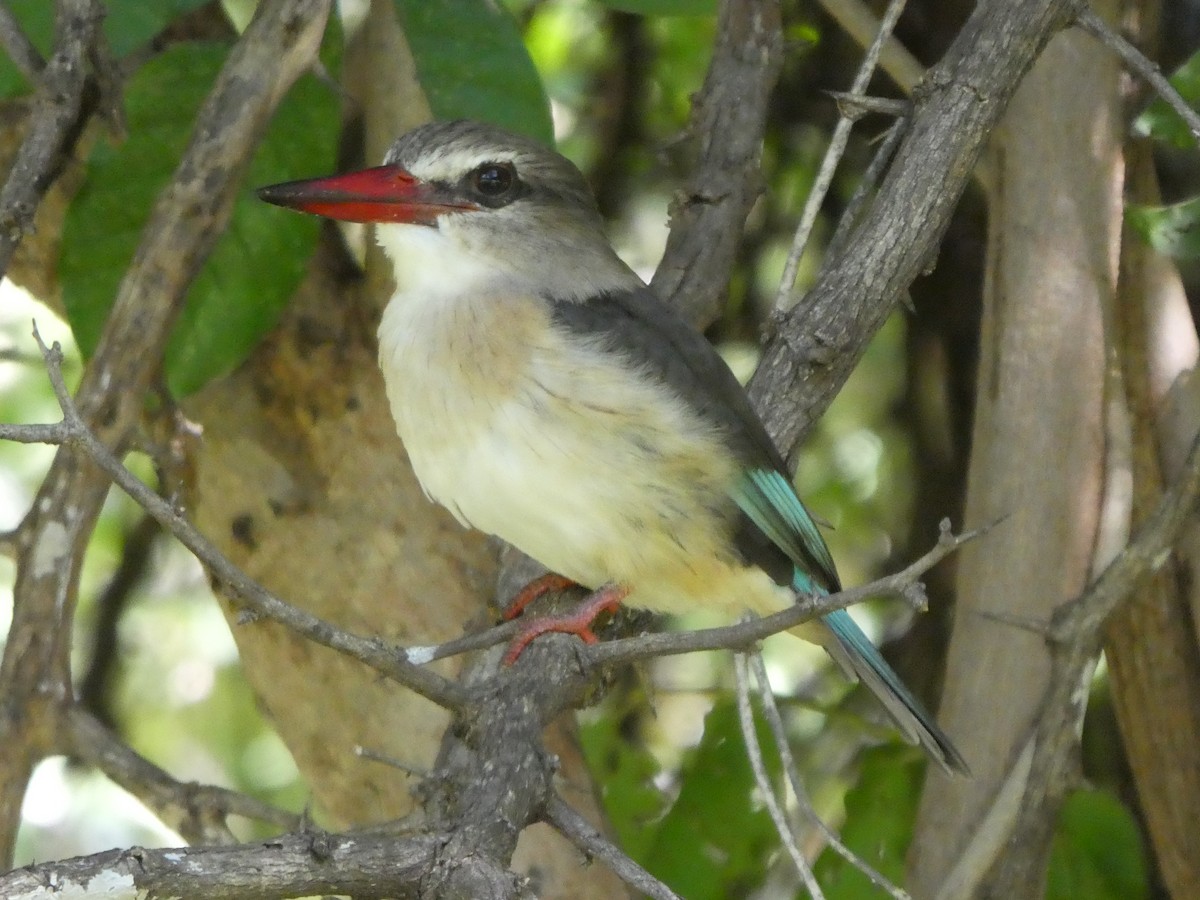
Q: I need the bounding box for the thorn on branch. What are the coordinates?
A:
[825,91,911,120]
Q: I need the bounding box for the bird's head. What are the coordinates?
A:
[258,120,634,298]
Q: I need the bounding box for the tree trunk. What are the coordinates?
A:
[910,6,1125,894]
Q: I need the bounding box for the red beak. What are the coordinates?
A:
[256,165,478,225]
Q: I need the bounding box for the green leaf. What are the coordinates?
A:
[598,0,717,15]
[579,710,668,862]
[0,1,212,97]
[104,0,213,57]
[1047,790,1147,900]
[60,41,338,396]
[1133,50,1200,148]
[393,0,553,144]
[1126,197,1200,260]
[814,745,922,898]
[638,699,779,899]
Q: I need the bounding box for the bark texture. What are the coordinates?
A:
[911,8,1125,895]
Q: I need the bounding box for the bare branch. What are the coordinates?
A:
[584,520,982,668]
[775,0,910,308]
[733,651,824,899]
[67,707,301,842]
[824,116,908,262]
[745,652,908,899]
[0,830,445,900]
[1074,3,1200,144]
[825,92,911,119]
[1055,427,1200,642]
[750,0,1076,459]
[544,796,683,900]
[22,327,468,711]
[651,0,783,327]
[975,428,1200,894]
[0,0,106,281]
[815,0,925,93]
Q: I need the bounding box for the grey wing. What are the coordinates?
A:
[546,285,837,591]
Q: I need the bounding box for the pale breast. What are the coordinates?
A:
[377,286,788,618]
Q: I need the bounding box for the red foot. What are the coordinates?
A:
[503,573,579,621]
[503,583,630,665]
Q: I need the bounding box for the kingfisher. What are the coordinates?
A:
[258,119,967,774]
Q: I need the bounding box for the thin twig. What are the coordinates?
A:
[353,745,426,778]
[815,0,924,93]
[734,651,824,899]
[775,0,909,307]
[1053,426,1200,640]
[544,796,684,900]
[0,4,44,83]
[585,519,984,669]
[402,619,521,665]
[746,652,909,900]
[1074,3,1200,144]
[68,707,301,841]
[24,326,469,711]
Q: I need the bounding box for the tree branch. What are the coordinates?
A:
[0,829,446,900]
[583,519,982,668]
[744,649,908,899]
[1074,3,1200,143]
[750,0,1077,459]
[0,0,106,282]
[975,427,1200,894]
[775,0,910,308]
[544,797,682,900]
[651,0,783,327]
[67,707,302,843]
[733,652,826,899]
[0,0,330,865]
[21,328,467,710]
[0,4,46,83]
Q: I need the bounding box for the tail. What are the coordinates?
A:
[798,570,969,775]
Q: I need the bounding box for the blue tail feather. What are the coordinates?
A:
[804,580,969,775]
[732,466,968,774]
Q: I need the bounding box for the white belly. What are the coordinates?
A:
[377,285,792,619]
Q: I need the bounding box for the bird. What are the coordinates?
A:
[257,119,967,775]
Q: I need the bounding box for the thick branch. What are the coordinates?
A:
[750,0,1076,458]
[650,0,783,327]
[0,830,445,900]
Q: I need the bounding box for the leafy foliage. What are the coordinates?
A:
[395,0,553,144]
[813,746,922,898]
[60,42,337,396]
[1126,197,1200,260]
[1047,790,1148,900]
[1133,49,1200,149]
[584,698,780,898]
[0,0,211,97]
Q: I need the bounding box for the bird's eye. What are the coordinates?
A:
[470,163,517,200]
